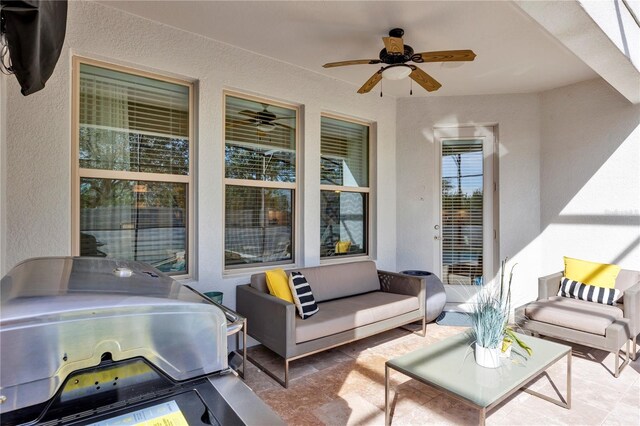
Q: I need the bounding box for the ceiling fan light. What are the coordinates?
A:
[382,65,412,81]
[256,122,276,132]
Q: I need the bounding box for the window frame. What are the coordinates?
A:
[222,90,301,273]
[71,56,195,279]
[319,112,373,262]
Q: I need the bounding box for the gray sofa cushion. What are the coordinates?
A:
[250,261,381,302]
[295,291,419,343]
[525,296,623,336]
[296,261,380,302]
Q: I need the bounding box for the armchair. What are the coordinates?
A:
[515,269,640,377]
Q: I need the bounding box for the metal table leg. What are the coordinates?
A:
[385,364,390,426]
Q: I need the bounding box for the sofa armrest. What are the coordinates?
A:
[623,281,640,336]
[538,272,563,300]
[377,270,425,314]
[236,285,296,358]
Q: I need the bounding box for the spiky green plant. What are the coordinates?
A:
[470,258,532,356]
[470,288,508,349]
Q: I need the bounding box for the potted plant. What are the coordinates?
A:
[469,258,531,368]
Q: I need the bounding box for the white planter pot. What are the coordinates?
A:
[474,343,501,368]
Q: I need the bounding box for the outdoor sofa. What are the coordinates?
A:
[236,261,426,387]
[515,268,640,377]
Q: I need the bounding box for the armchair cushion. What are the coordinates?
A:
[558,277,622,306]
[525,296,623,336]
[295,291,419,343]
[564,256,620,289]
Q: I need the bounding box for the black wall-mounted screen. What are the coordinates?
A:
[1,0,67,96]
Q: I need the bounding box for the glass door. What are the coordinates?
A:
[434,127,495,303]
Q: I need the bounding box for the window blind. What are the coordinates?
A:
[79,64,189,138]
[79,63,190,175]
[320,117,369,187]
[441,139,484,277]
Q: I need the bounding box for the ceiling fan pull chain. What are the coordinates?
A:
[380,79,383,97]
[410,79,413,96]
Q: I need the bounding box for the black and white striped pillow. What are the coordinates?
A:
[557,277,622,306]
[288,272,319,319]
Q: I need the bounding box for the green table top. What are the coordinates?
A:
[386,331,570,408]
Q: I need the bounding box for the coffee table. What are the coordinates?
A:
[385,332,571,425]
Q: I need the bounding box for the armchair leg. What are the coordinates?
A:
[632,335,637,361]
[614,340,631,378]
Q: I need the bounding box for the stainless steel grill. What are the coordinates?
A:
[0,257,282,425]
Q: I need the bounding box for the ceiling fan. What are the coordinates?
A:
[323,28,476,95]
[230,103,295,133]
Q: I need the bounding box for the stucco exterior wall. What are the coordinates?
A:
[1,1,398,304]
[395,93,542,308]
[539,78,640,273]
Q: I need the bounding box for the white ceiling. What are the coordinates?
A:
[98,0,598,97]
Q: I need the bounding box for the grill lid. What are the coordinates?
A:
[0,257,227,414]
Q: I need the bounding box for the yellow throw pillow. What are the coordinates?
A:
[265,269,294,303]
[335,240,352,254]
[564,257,621,289]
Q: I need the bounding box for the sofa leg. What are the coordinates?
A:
[246,353,290,388]
[400,317,427,337]
[421,315,427,337]
[284,358,289,388]
[633,336,637,361]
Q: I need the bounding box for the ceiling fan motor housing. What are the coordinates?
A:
[379,45,414,64]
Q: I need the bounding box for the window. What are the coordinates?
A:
[224,93,298,269]
[73,58,193,276]
[320,115,370,258]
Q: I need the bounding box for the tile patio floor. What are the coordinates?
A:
[243,324,640,425]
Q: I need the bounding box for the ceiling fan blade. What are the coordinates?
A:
[238,110,259,118]
[412,50,476,63]
[383,36,404,54]
[323,59,381,68]
[357,70,383,94]
[275,122,294,130]
[409,67,442,92]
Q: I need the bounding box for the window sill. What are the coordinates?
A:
[320,254,372,266]
[223,262,300,278]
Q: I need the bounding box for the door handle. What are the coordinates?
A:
[434,225,440,230]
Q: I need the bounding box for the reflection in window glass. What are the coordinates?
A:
[225,95,296,182]
[320,191,367,257]
[225,186,293,267]
[80,178,188,273]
